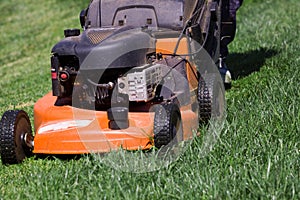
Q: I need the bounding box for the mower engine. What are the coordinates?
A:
[50,23,159,109]
[118,63,162,102]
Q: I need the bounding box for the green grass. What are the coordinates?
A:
[0,0,299,199]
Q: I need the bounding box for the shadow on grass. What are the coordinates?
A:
[226,47,278,80]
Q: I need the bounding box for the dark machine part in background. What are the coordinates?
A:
[51,55,79,98]
[50,0,220,110]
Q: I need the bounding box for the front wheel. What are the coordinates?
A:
[153,103,183,148]
[0,110,34,165]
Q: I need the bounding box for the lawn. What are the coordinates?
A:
[0,0,299,199]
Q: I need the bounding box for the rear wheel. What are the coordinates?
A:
[0,110,34,164]
[153,103,183,148]
[197,73,225,125]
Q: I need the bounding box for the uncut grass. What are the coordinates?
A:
[0,0,86,115]
[0,0,299,199]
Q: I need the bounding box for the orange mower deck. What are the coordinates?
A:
[33,92,198,154]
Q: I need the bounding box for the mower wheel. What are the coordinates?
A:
[0,110,34,164]
[197,74,225,125]
[153,103,183,148]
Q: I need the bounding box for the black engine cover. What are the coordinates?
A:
[52,26,156,69]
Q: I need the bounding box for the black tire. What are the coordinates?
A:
[153,103,183,148]
[0,110,34,164]
[197,73,225,125]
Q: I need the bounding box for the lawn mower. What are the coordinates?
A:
[0,0,225,165]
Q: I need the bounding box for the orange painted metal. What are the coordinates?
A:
[156,37,188,55]
[156,37,199,89]
[33,37,199,154]
[34,93,154,154]
[33,92,198,154]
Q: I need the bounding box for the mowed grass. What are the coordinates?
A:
[0,0,299,199]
